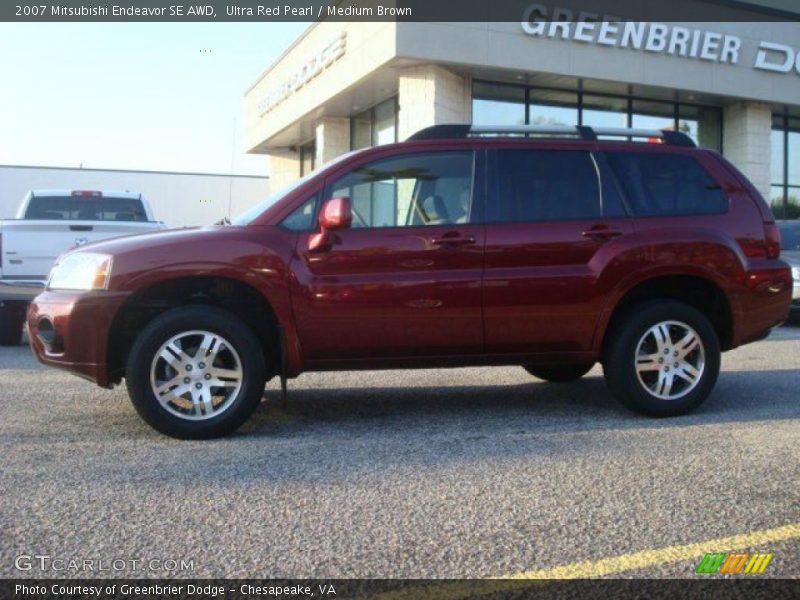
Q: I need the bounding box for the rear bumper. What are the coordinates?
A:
[27,289,129,387]
[0,279,45,302]
[731,261,794,346]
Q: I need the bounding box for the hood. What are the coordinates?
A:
[66,226,216,256]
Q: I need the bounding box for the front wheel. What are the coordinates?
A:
[523,363,594,383]
[125,306,266,439]
[603,300,720,417]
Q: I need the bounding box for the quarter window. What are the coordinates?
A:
[490,150,603,222]
[327,152,474,228]
[605,152,728,217]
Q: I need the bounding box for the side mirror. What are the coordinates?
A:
[319,196,352,230]
[309,197,351,252]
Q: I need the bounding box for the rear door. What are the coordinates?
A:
[290,149,486,362]
[482,146,635,354]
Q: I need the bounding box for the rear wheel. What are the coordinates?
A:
[523,363,594,383]
[603,300,720,417]
[0,301,26,346]
[125,306,266,439]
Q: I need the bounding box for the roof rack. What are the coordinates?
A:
[407,124,696,147]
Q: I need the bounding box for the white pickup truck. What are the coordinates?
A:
[0,189,166,345]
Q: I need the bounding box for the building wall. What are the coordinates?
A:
[0,166,270,227]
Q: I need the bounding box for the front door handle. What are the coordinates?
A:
[431,234,476,246]
[582,227,623,241]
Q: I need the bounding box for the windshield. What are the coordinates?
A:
[779,221,800,251]
[232,151,359,226]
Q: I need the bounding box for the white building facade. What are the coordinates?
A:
[244,19,800,220]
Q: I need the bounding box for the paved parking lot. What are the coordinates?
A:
[1,326,798,579]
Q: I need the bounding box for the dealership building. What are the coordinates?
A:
[244,19,800,217]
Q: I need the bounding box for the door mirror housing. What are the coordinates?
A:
[319,196,352,230]
[309,197,351,252]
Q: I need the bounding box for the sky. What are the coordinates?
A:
[0,22,308,176]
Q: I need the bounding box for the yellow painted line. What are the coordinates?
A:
[358,523,800,600]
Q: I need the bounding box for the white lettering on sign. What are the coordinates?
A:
[257,32,347,116]
[520,5,800,75]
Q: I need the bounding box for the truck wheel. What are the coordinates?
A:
[603,300,720,417]
[125,306,266,439]
[0,301,26,346]
[523,363,593,382]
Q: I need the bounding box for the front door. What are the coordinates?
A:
[482,147,635,354]
[290,149,486,362]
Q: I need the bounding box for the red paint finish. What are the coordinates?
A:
[26,137,793,388]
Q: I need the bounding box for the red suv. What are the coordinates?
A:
[27,125,792,439]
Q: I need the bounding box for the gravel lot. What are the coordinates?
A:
[1,326,798,579]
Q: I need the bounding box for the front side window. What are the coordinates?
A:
[327,152,474,229]
[606,152,728,217]
[489,150,602,223]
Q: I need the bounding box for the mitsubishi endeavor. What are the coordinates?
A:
[27,125,793,438]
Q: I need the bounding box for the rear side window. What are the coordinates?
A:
[605,152,729,217]
[489,150,605,222]
[25,197,149,221]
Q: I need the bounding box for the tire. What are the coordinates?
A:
[0,301,26,346]
[603,300,720,417]
[524,363,594,383]
[125,305,267,439]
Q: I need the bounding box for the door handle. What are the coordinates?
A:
[431,235,476,246]
[582,228,623,241]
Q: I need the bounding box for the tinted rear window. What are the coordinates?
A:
[490,150,605,223]
[25,197,148,221]
[605,152,728,217]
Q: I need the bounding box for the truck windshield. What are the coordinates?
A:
[25,197,148,222]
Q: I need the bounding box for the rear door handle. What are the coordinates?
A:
[431,235,476,246]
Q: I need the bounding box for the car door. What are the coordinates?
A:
[482,146,635,354]
[290,149,486,362]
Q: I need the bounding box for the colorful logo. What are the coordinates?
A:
[696,552,773,574]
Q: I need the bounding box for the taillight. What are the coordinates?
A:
[764,222,781,259]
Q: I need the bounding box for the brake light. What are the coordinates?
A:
[71,190,102,197]
[764,222,781,259]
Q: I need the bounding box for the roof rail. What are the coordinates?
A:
[408,124,696,147]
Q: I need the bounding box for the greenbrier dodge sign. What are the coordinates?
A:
[521,5,800,75]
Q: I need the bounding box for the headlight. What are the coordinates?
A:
[48,253,113,291]
[793,266,800,282]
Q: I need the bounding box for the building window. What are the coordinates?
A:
[350,97,398,151]
[771,115,800,220]
[299,140,315,177]
[470,80,722,150]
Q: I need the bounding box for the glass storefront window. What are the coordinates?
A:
[373,98,397,146]
[582,95,627,131]
[529,89,578,126]
[472,81,525,127]
[470,81,723,149]
[350,97,397,150]
[631,99,675,132]
[771,116,800,219]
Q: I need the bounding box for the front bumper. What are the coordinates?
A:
[27,289,130,387]
[0,279,45,302]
